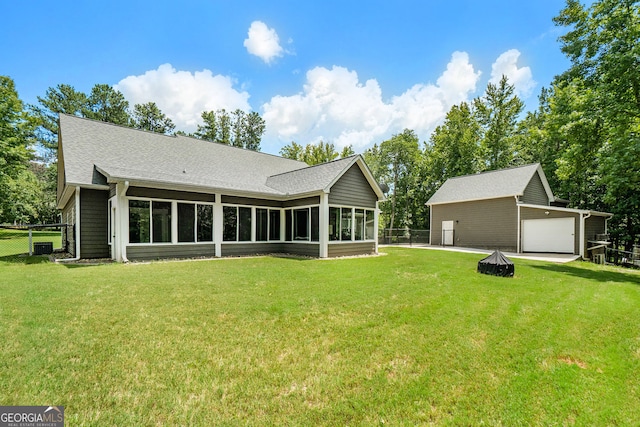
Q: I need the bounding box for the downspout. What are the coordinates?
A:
[516,196,521,253]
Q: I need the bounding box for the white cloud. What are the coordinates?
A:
[262,52,481,151]
[244,21,285,64]
[489,49,536,97]
[115,64,250,132]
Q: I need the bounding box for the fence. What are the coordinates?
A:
[0,224,71,260]
[379,228,430,246]
[605,246,640,268]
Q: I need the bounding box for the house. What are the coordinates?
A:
[56,114,384,261]
[426,164,612,258]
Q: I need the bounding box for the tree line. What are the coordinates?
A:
[1,0,637,249]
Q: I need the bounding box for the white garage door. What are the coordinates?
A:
[522,217,575,253]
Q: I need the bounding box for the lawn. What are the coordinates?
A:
[1,248,639,425]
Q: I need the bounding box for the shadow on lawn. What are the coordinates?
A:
[530,263,640,286]
[0,254,50,265]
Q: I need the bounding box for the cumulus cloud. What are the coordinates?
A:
[489,49,536,97]
[262,51,481,151]
[244,21,285,64]
[115,64,250,132]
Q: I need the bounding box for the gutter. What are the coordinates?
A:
[580,211,591,259]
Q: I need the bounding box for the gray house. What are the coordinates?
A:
[57,114,384,261]
[427,164,612,258]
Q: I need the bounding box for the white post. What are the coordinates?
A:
[374,201,380,254]
[319,193,329,258]
[213,193,223,257]
[28,228,33,256]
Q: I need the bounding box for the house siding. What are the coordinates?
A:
[127,186,215,203]
[222,195,283,207]
[520,206,581,254]
[61,193,76,257]
[282,197,320,208]
[80,189,109,258]
[108,184,116,198]
[521,173,549,206]
[127,244,216,261]
[430,197,518,251]
[329,164,377,208]
[328,242,375,257]
[282,243,320,257]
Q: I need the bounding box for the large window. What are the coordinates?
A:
[178,203,214,243]
[269,210,281,241]
[129,200,150,243]
[223,206,252,242]
[284,206,319,242]
[129,199,213,244]
[256,208,268,241]
[329,206,375,242]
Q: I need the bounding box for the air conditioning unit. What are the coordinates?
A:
[592,253,605,264]
[33,242,53,255]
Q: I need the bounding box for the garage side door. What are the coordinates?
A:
[522,217,575,253]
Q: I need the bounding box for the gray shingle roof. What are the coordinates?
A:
[60,114,368,198]
[426,164,548,205]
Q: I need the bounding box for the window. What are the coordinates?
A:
[178,203,195,242]
[256,208,268,241]
[354,209,364,241]
[293,208,309,240]
[329,207,340,241]
[223,206,237,241]
[223,206,252,242]
[329,206,375,242]
[269,210,281,241]
[152,201,172,243]
[365,210,375,240]
[341,208,352,241]
[197,205,213,242]
[129,200,150,243]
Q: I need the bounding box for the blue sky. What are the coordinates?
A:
[2,0,573,154]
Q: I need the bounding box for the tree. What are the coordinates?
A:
[426,101,481,189]
[279,140,349,165]
[131,102,175,135]
[196,109,265,150]
[30,84,87,155]
[554,0,640,250]
[474,76,524,171]
[375,129,421,229]
[83,84,130,125]
[0,76,36,223]
[243,111,266,151]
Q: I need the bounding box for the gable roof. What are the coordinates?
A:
[426,163,554,205]
[58,114,383,205]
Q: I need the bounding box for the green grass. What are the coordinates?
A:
[0,228,63,257]
[1,248,639,425]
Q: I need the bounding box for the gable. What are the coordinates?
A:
[521,172,551,205]
[328,163,378,208]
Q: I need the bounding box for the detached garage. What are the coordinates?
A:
[427,164,612,258]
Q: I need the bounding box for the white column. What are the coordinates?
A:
[213,193,223,257]
[319,193,329,258]
[374,201,380,254]
[114,181,130,262]
[75,186,81,259]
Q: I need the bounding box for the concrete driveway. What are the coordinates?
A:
[381,244,581,264]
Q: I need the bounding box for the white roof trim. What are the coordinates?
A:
[519,203,613,217]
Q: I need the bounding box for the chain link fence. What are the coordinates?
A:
[0,224,71,261]
[379,228,430,246]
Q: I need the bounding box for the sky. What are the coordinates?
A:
[1,0,575,155]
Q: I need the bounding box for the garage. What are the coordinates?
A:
[521,217,575,253]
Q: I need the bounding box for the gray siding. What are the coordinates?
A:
[430,197,518,251]
[61,194,76,257]
[127,244,216,261]
[585,215,606,241]
[521,173,549,206]
[282,196,320,208]
[328,164,378,208]
[222,195,283,207]
[80,189,109,258]
[109,184,116,198]
[328,242,375,257]
[282,243,320,257]
[520,207,581,254]
[127,186,215,202]
[221,243,284,256]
